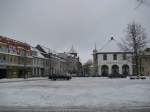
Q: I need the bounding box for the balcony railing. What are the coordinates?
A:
[0,48,8,53]
[0,60,7,65]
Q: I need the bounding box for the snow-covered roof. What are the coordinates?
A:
[58,52,77,59]
[57,53,68,59]
[31,47,45,59]
[98,37,123,53]
[38,45,57,55]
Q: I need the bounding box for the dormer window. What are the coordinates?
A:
[113,54,117,60]
[103,54,107,60]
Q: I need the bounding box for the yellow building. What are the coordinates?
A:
[140,48,150,76]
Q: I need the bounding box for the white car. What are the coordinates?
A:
[129,75,146,80]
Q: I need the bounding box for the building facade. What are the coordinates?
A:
[0,36,82,78]
[31,47,49,77]
[93,37,133,77]
[0,36,32,78]
[36,45,82,76]
[36,45,65,76]
[139,48,150,76]
[57,46,82,76]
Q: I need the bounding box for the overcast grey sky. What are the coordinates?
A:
[0,0,149,63]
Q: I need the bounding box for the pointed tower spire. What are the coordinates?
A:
[93,43,98,75]
[93,43,97,53]
[94,43,97,50]
[69,45,77,56]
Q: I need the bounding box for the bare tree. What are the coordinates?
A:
[119,22,147,76]
[83,59,93,76]
[135,0,150,9]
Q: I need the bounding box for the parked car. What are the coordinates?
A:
[108,73,127,78]
[0,74,5,79]
[129,76,137,80]
[0,75,3,79]
[129,75,146,80]
[48,74,72,80]
[140,76,146,79]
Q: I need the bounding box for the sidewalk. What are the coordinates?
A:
[0,77,48,83]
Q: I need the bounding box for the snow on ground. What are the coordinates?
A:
[0,77,150,107]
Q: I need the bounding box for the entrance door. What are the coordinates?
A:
[112,65,119,75]
[101,65,109,77]
[122,65,129,75]
[0,69,7,78]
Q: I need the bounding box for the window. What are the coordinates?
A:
[10,57,12,62]
[113,54,117,60]
[103,54,107,60]
[142,67,144,72]
[34,68,36,75]
[3,56,6,61]
[14,57,16,62]
[123,54,127,60]
[145,58,147,62]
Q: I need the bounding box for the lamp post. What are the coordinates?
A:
[23,49,27,79]
[48,52,52,76]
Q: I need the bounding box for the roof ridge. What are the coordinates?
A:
[99,39,111,51]
[98,37,122,53]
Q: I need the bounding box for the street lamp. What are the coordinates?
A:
[23,49,27,79]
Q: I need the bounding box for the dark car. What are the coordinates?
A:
[48,74,72,80]
[0,75,3,79]
[108,73,127,78]
[0,74,5,79]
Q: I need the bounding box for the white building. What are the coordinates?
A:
[93,37,133,77]
[31,47,49,77]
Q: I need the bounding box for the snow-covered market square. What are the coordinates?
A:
[0,77,150,112]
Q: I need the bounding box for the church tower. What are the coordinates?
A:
[93,44,98,65]
[69,45,77,57]
[93,43,98,75]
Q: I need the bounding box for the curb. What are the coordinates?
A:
[0,78,47,83]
